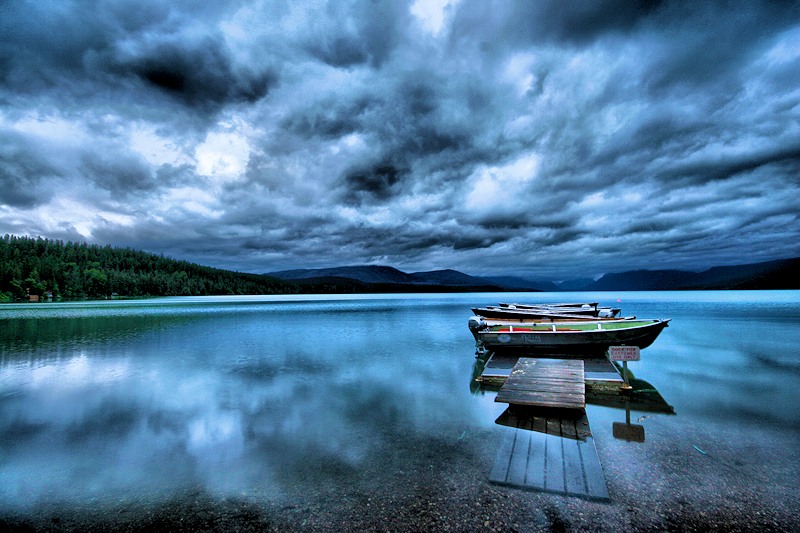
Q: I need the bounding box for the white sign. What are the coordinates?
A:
[609,346,640,361]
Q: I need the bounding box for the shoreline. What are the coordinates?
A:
[3,423,798,532]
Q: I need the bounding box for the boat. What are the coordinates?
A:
[469,315,670,356]
[499,301,600,309]
[499,302,621,318]
[471,305,623,321]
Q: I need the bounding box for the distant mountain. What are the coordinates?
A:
[8,235,793,301]
[482,258,800,291]
[555,278,596,291]
[269,265,418,284]
[268,265,504,290]
[589,258,800,291]
[481,276,557,291]
[590,269,698,291]
[268,258,800,292]
[411,269,494,286]
[690,259,800,289]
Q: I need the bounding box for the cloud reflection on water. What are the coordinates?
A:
[0,298,480,509]
[1,292,798,514]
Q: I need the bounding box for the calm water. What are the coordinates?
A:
[1,291,798,515]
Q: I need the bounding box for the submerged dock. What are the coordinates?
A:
[489,407,609,500]
[485,357,611,500]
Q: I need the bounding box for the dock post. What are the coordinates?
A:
[475,340,486,358]
[620,361,633,391]
[609,346,639,392]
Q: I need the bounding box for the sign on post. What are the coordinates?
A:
[609,346,639,391]
[609,346,640,361]
[613,421,645,442]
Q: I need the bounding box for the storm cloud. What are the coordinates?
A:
[1,0,798,279]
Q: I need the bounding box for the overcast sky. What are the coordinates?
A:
[1,0,798,280]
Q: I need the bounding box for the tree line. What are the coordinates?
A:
[0,235,295,302]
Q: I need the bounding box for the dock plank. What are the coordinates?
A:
[544,430,565,493]
[496,358,585,409]
[500,380,585,394]
[524,430,547,488]
[506,430,530,486]
[488,427,517,483]
[494,390,584,409]
[561,421,586,494]
[577,438,610,500]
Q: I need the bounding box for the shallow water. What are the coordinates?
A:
[1,291,798,516]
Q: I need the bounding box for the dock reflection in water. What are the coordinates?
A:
[474,352,675,500]
[489,405,610,500]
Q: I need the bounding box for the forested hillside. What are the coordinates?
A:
[0,235,291,301]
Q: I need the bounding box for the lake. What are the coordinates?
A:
[1,291,799,530]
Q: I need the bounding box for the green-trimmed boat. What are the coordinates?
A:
[469,316,670,356]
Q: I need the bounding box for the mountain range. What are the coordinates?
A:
[6,235,795,300]
[268,257,800,292]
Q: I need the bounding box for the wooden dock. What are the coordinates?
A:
[487,357,610,500]
[495,358,585,410]
[477,353,623,389]
[489,408,609,500]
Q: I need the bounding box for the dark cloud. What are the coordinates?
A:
[116,38,275,109]
[308,35,371,67]
[1,0,798,279]
[282,95,376,138]
[640,2,800,95]
[343,161,405,203]
[303,0,409,67]
[80,153,156,195]
[154,164,200,188]
[0,0,274,114]
[0,131,59,207]
[451,0,665,49]
[660,146,800,187]
[0,1,110,89]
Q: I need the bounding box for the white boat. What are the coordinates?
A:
[473,304,621,320]
[499,302,621,318]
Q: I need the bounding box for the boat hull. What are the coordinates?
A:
[473,319,670,356]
